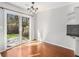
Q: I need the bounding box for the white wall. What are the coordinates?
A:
[30,14,38,40]
[37,5,75,50]
[0,8,6,51]
[74,7,79,55]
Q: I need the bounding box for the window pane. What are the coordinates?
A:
[7,14,19,48]
[22,17,29,41]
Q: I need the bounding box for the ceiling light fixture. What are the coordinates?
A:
[27,2,38,15]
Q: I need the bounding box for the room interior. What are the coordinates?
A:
[0,2,79,57]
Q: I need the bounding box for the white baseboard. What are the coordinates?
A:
[43,40,74,51]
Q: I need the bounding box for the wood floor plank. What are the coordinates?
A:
[1,42,74,57]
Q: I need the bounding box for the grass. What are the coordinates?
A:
[7,34,29,40]
[7,34,18,39]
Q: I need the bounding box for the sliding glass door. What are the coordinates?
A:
[22,17,29,42]
[6,10,30,48]
[7,14,20,48]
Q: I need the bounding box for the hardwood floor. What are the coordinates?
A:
[1,41,74,57]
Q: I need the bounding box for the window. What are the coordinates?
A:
[22,17,29,41]
[7,13,30,48]
[7,14,19,47]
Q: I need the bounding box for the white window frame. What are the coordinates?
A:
[3,9,31,49]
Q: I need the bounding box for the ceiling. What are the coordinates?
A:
[8,2,73,12]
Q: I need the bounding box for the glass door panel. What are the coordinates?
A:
[22,17,29,42]
[7,14,20,48]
